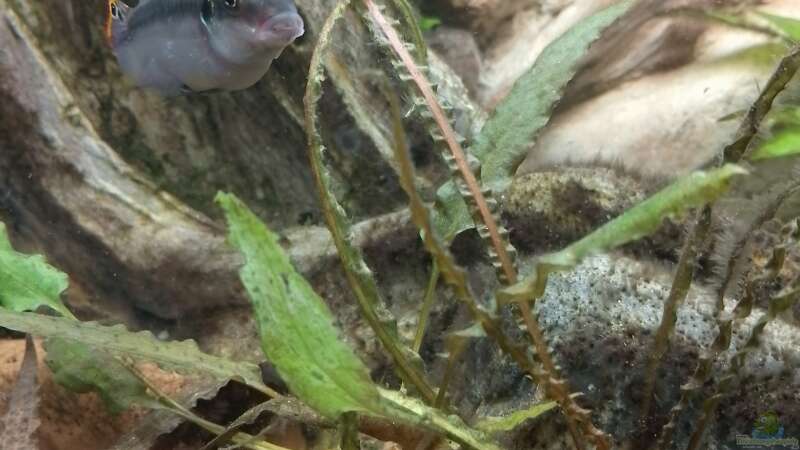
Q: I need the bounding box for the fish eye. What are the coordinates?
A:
[223,0,238,8]
[110,2,125,21]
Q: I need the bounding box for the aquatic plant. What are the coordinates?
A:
[1,1,800,449]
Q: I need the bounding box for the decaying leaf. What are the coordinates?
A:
[45,338,162,414]
[0,310,272,397]
[0,336,40,450]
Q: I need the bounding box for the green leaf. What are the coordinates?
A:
[500,164,748,301]
[750,127,800,160]
[419,16,441,31]
[218,194,501,449]
[0,309,269,395]
[217,193,382,419]
[432,181,472,242]
[477,0,635,187]
[379,389,502,450]
[433,0,636,239]
[475,401,559,433]
[757,12,800,42]
[388,0,429,62]
[0,222,72,318]
[45,338,160,414]
[305,0,434,403]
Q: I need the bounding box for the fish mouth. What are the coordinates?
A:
[258,12,304,45]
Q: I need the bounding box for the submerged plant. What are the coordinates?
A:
[1,1,800,449]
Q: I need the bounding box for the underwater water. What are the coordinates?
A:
[1,0,800,449]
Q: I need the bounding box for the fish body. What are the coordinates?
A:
[106,0,304,95]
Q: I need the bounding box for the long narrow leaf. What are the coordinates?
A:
[434,0,636,240]
[477,0,635,190]
[756,11,800,42]
[304,0,435,402]
[379,389,502,450]
[501,164,747,301]
[475,401,559,433]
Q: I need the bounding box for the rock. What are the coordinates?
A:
[417,0,532,47]
[518,0,800,178]
[520,253,800,449]
[502,167,646,253]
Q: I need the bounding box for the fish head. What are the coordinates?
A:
[204,0,304,65]
[105,0,132,47]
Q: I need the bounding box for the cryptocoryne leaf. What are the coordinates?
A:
[477,0,636,190]
[0,222,73,318]
[433,0,636,240]
[756,11,800,42]
[217,192,383,419]
[379,389,503,450]
[501,164,748,301]
[219,193,502,450]
[305,0,434,402]
[475,401,559,433]
[45,338,161,414]
[0,309,271,396]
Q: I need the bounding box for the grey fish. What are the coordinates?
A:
[106,0,304,95]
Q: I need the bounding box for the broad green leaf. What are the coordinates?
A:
[0,309,268,394]
[757,12,800,42]
[750,127,800,160]
[500,164,748,301]
[45,338,160,414]
[475,401,558,433]
[217,193,382,418]
[433,0,636,239]
[0,222,72,318]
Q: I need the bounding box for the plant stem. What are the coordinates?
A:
[362,2,611,448]
[724,45,800,163]
[414,262,440,353]
[363,0,516,283]
[640,207,711,420]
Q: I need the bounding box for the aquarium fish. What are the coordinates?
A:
[105,0,304,95]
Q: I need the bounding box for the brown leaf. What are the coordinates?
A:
[0,335,40,450]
